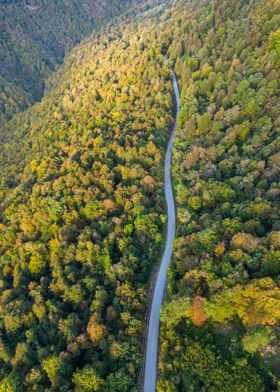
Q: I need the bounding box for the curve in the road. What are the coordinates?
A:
[143,68,180,392]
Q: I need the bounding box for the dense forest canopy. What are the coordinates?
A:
[0,3,174,390]
[157,0,280,391]
[0,0,279,391]
[0,0,152,126]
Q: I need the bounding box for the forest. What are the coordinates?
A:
[158,0,280,391]
[0,0,150,127]
[0,0,279,391]
[0,3,176,388]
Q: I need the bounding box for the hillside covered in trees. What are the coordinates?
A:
[0,0,151,126]
[0,4,174,390]
[158,0,280,391]
[0,0,279,391]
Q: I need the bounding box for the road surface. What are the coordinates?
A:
[143,68,180,392]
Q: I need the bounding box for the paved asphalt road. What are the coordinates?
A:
[143,68,180,392]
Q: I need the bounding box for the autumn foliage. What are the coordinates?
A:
[190,296,208,326]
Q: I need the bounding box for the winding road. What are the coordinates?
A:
[143,68,180,392]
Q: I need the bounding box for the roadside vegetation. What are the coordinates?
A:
[158,0,280,390]
[0,0,279,390]
[0,17,173,391]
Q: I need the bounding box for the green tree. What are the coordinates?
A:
[242,327,273,353]
[72,366,103,391]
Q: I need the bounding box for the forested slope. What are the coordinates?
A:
[0,0,279,390]
[0,9,174,390]
[157,0,280,391]
[0,0,149,126]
